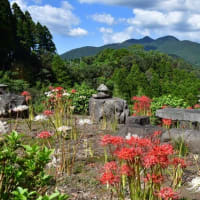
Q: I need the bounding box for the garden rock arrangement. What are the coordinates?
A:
[0,84,27,116]
[156,107,200,153]
[118,116,162,137]
[89,84,129,124]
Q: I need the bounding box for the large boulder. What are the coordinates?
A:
[161,128,200,153]
[89,97,129,124]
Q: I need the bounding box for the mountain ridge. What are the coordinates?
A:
[61,36,200,66]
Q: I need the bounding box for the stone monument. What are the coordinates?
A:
[89,84,129,124]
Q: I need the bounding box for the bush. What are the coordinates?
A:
[71,83,96,114]
[0,131,68,199]
[151,95,189,116]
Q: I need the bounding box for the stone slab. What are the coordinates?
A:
[126,116,150,126]
[156,108,200,122]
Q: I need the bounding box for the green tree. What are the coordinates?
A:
[0,0,15,69]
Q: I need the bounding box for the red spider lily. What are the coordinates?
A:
[37,131,51,139]
[187,106,193,109]
[156,187,179,200]
[100,135,124,146]
[171,157,187,168]
[21,91,30,96]
[103,161,117,171]
[71,89,76,93]
[194,104,200,109]
[115,147,142,160]
[143,154,159,168]
[132,95,152,116]
[144,173,164,184]
[100,171,120,185]
[55,86,63,92]
[162,105,168,109]
[49,86,54,90]
[56,93,62,98]
[43,110,53,116]
[152,143,174,156]
[120,164,132,176]
[153,130,162,137]
[162,118,172,127]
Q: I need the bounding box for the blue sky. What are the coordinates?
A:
[10,0,200,54]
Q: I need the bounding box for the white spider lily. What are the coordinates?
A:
[13,105,29,112]
[57,126,72,132]
[188,176,200,192]
[78,119,92,126]
[34,114,47,121]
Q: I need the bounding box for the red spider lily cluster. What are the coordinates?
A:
[162,118,172,128]
[157,187,179,200]
[21,91,31,102]
[194,104,200,109]
[37,131,52,139]
[132,95,152,116]
[43,110,53,116]
[44,86,76,111]
[99,132,186,200]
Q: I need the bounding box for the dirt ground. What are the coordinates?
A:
[4,116,200,200]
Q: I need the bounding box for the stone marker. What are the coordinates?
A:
[89,84,129,123]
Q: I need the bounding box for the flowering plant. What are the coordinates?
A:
[132,96,152,116]
[99,132,186,200]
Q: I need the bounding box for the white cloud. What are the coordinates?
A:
[11,0,27,11]
[100,26,134,44]
[91,13,115,25]
[80,0,200,42]
[10,0,88,37]
[99,27,113,33]
[68,27,88,36]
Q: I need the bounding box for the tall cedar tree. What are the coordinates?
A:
[0,0,15,69]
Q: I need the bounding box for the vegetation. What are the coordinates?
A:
[61,36,200,67]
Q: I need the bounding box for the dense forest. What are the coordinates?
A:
[0,0,56,90]
[1,0,200,106]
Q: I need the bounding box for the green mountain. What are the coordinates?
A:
[61,36,200,67]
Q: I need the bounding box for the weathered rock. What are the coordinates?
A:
[92,92,110,99]
[0,93,27,117]
[156,108,200,122]
[118,124,162,138]
[89,97,129,124]
[97,84,109,92]
[161,128,200,153]
[126,116,150,126]
[93,84,111,99]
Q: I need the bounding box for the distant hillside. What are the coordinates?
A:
[61,36,200,66]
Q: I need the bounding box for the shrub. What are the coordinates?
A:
[0,131,68,199]
[151,95,189,116]
[71,83,96,114]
